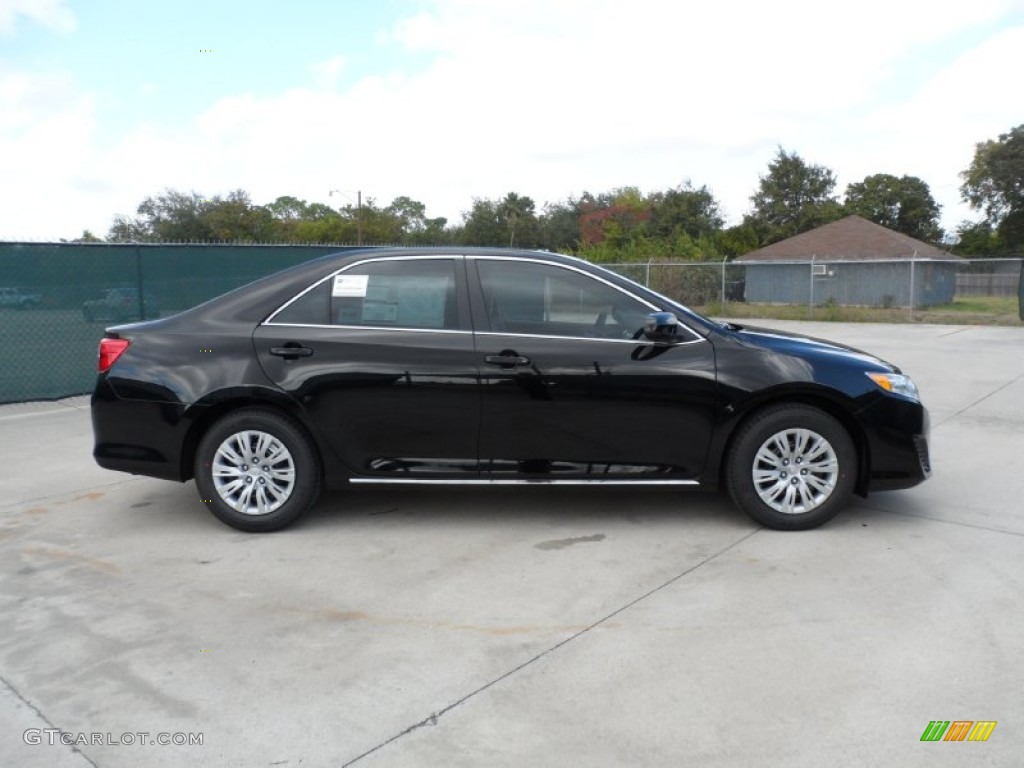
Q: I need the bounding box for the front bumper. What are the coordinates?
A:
[859,395,931,492]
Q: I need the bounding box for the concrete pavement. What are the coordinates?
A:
[1,321,1022,767]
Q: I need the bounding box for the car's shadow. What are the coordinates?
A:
[301,484,752,532]
[117,479,916,535]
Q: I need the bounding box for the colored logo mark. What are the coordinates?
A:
[920,721,996,742]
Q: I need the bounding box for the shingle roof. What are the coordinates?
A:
[737,215,953,262]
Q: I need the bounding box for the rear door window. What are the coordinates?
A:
[270,258,459,330]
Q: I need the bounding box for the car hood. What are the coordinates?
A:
[723,324,899,373]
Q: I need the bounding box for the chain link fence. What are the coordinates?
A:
[0,243,365,403]
[605,256,1024,325]
[1,244,1021,403]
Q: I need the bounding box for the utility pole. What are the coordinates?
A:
[329,189,363,245]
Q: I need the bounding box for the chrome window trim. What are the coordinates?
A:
[258,323,706,345]
[263,254,462,327]
[263,252,706,346]
[469,254,704,343]
[474,330,708,346]
[262,322,472,335]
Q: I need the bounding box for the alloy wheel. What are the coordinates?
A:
[212,430,296,515]
[751,428,839,515]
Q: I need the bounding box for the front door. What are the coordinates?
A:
[470,257,717,478]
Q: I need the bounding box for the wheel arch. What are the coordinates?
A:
[713,390,871,497]
[178,389,326,483]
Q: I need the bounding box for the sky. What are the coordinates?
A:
[1,0,1023,242]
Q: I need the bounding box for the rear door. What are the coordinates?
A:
[254,255,480,477]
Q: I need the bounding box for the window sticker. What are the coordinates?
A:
[332,274,369,298]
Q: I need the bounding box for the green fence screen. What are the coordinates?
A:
[0,243,367,403]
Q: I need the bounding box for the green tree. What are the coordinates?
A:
[960,124,1024,250]
[106,215,148,242]
[496,192,537,247]
[264,195,310,241]
[716,224,760,258]
[458,198,504,246]
[205,190,276,241]
[537,198,582,252]
[747,148,843,244]
[844,174,942,242]
[408,216,449,245]
[266,195,310,221]
[293,214,354,243]
[385,196,427,234]
[385,196,450,245]
[953,220,1004,256]
[142,190,218,241]
[579,187,651,250]
[304,202,336,220]
[459,194,538,247]
[106,189,275,242]
[343,197,403,243]
[648,181,724,241]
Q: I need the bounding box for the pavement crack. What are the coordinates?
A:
[340,527,761,766]
[860,504,1024,538]
[0,673,100,768]
[934,370,1024,429]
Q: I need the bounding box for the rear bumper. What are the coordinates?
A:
[91,378,191,481]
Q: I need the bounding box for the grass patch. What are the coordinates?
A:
[928,296,1018,314]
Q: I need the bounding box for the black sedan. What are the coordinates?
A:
[91,248,929,532]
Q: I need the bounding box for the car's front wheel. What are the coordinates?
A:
[726,404,856,531]
[194,409,321,532]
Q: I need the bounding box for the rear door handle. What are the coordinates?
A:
[485,354,531,367]
[270,345,313,359]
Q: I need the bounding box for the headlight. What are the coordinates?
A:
[866,372,919,401]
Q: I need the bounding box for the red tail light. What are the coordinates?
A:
[97,338,130,373]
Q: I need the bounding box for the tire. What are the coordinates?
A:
[726,404,856,531]
[194,408,321,532]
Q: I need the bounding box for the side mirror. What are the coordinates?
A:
[643,312,681,343]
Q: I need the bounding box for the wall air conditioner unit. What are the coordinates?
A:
[812,264,828,276]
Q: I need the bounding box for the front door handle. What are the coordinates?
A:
[485,353,531,367]
[270,345,314,359]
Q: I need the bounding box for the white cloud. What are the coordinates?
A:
[0,0,75,36]
[310,55,347,89]
[0,67,106,239]
[827,24,1024,226]
[1,0,1022,240]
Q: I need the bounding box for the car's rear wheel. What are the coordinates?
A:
[726,404,856,530]
[195,409,321,532]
